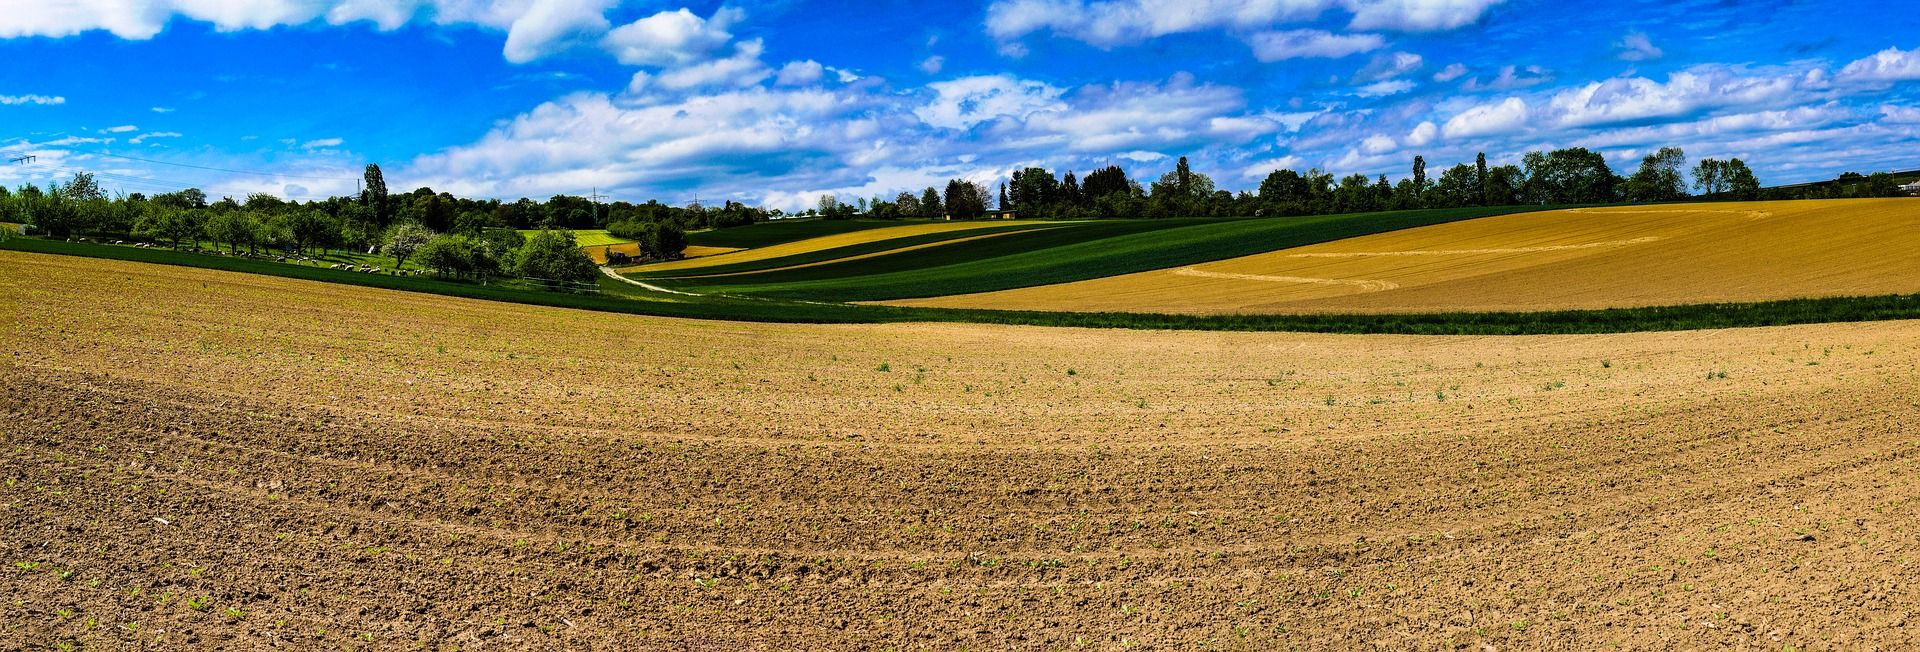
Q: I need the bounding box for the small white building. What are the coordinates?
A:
[1901,180,1920,195]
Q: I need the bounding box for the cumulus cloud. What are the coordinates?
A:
[1882,105,1920,124]
[985,0,1500,48]
[1432,63,1468,82]
[1360,134,1396,154]
[404,87,903,205]
[1547,67,1798,128]
[1354,51,1423,82]
[1354,79,1414,97]
[0,0,623,65]
[601,7,741,67]
[915,75,1068,130]
[500,0,614,63]
[129,131,183,144]
[1405,120,1437,146]
[1344,0,1504,31]
[1443,97,1528,138]
[646,39,772,90]
[1616,31,1662,61]
[0,93,65,105]
[775,60,825,86]
[1837,46,1920,84]
[1245,29,1383,61]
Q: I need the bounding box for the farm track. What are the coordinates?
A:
[5,251,1920,649]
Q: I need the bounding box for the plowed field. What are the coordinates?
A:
[890,199,1920,314]
[5,250,1920,649]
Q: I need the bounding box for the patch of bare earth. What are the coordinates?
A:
[3,250,1918,649]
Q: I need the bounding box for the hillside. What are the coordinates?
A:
[889,199,1920,314]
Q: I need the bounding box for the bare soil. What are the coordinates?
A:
[4,250,1919,650]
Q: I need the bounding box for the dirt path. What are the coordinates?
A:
[5,250,1919,649]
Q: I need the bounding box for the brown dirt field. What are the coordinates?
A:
[5,250,1920,650]
[888,198,1920,314]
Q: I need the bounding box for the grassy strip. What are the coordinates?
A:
[12,237,1920,335]
[689,218,950,249]
[685,206,1545,301]
[629,221,1061,278]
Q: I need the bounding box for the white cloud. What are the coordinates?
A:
[0,94,65,105]
[1245,29,1383,61]
[103,125,138,133]
[499,0,614,63]
[1240,155,1305,178]
[1360,134,1396,154]
[1547,68,1798,128]
[129,131,183,144]
[1838,46,1920,84]
[150,106,174,113]
[985,0,1498,48]
[1443,97,1528,138]
[775,60,825,86]
[915,75,1068,130]
[301,137,345,149]
[1882,105,1920,124]
[1616,31,1662,62]
[600,7,741,67]
[919,56,946,74]
[1118,150,1170,162]
[404,86,903,206]
[1432,63,1467,82]
[1354,79,1414,97]
[1355,51,1423,82]
[648,40,772,91]
[1405,120,1437,146]
[0,0,624,64]
[1344,0,1504,32]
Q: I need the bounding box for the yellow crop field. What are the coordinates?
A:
[890,198,1920,314]
[621,220,1041,274]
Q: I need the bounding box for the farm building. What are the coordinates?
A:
[1900,180,1920,195]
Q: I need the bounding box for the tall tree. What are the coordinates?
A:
[1412,156,1428,199]
[362,164,391,225]
[1475,153,1488,205]
[1625,146,1688,202]
[62,172,104,201]
[920,187,943,218]
[1723,159,1761,200]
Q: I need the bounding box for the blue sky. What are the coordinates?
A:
[2,0,1917,209]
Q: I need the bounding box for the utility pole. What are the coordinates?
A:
[6,155,34,165]
[588,187,607,226]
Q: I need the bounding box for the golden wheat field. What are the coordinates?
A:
[587,243,742,265]
[7,250,1920,649]
[889,199,1920,314]
[621,220,1043,275]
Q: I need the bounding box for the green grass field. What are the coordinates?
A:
[665,206,1546,301]
[688,218,947,249]
[17,234,1920,335]
[517,229,635,247]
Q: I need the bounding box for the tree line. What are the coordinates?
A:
[976,147,1765,220]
